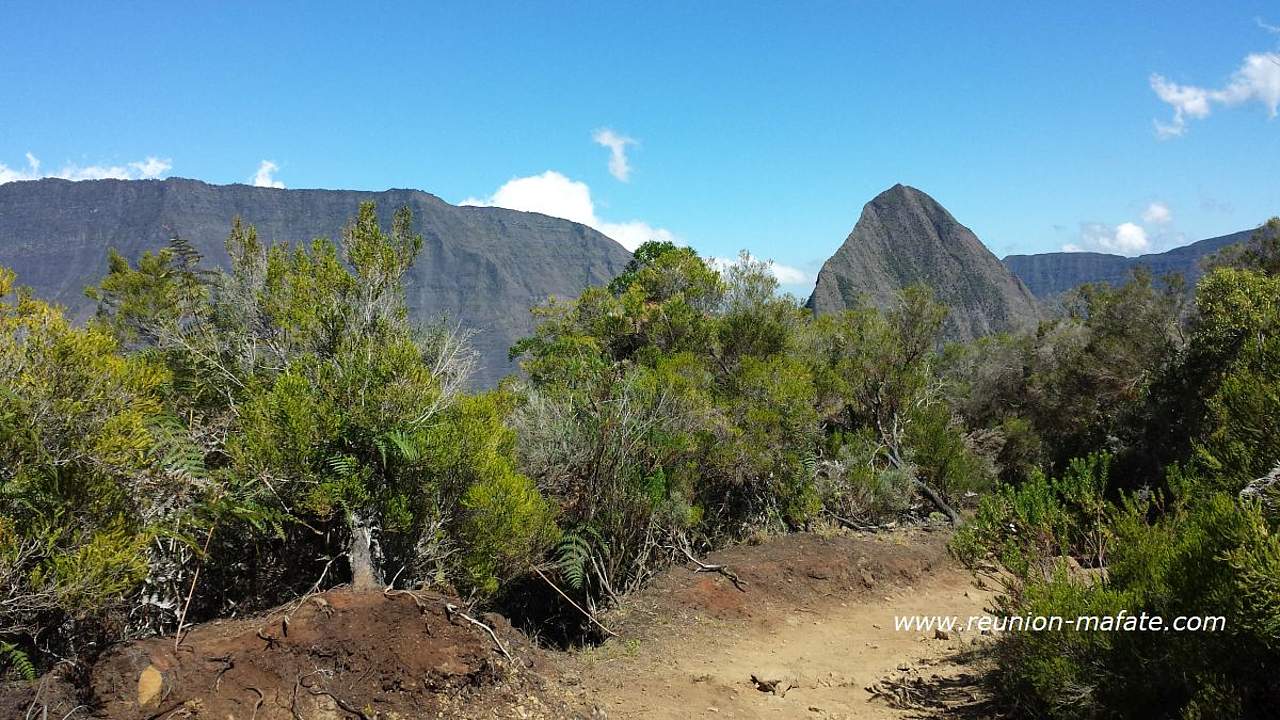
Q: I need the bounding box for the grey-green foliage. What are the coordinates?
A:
[951,224,1280,718]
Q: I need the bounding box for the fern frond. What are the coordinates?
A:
[0,642,36,681]
[555,525,601,591]
[147,416,207,481]
[377,429,422,465]
[326,454,359,477]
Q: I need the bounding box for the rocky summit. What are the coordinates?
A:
[0,177,632,386]
[807,184,1040,340]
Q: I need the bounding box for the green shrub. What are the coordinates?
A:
[961,467,1280,719]
[905,402,994,501]
[815,431,914,522]
[951,453,1111,577]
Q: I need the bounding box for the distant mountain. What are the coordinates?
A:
[807,184,1040,340]
[1003,229,1256,299]
[0,177,632,386]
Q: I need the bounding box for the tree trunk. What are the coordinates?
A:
[912,477,961,527]
[348,512,381,589]
[880,429,962,527]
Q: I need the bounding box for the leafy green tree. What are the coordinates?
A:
[953,229,1280,718]
[513,245,824,604]
[806,285,979,522]
[91,203,552,596]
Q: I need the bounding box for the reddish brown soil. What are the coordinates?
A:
[8,588,576,719]
[4,527,993,720]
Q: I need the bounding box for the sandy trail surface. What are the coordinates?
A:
[563,529,998,720]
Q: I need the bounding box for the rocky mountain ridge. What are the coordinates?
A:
[0,177,633,386]
[1003,228,1255,299]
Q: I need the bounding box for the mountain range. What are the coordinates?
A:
[0,178,631,386]
[0,178,1262,384]
[1002,229,1255,299]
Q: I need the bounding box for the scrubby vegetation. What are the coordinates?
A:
[2,205,1278,720]
[1,205,558,672]
[953,219,1280,719]
[508,244,986,609]
[0,210,991,678]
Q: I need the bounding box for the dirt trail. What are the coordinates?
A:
[2,528,996,720]
[563,529,998,720]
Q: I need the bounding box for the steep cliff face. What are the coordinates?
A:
[1003,229,1255,299]
[808,184,1040,340]
[0,177,632,386]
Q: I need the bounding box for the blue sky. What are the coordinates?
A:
[3,2,1279,294]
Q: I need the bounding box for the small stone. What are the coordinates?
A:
[137,665,163,706]
[934,629,950,641]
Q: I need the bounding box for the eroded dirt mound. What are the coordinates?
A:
[607,527,952,635]
[9,587,576,719]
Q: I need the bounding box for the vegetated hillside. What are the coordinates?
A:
[0,177,632,386]
[1003,228,1254,299]
[807,184,1040,340]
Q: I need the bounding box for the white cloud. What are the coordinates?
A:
[129,157,172,179]
[252,160,285,188]
[1063,221,1151,256]
[1113,222,1150,253]
[1151,51,1280,138]
[459,170,675,251]
[709,253,811,286]
[592,128,637,182]
[770,262,811,285]
[1142,201,1172,224]
[0,152,171,184]
[597,220,677,251]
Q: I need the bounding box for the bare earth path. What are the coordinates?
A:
[559,529,999,720]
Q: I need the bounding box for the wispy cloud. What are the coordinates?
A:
[251,160,285,188]
[1151,50,1280,138]
[1141,201,1172,225]
[709,253,812,286]
[0,152,171,184]
[592,128,638,182]
[459,170,675,251]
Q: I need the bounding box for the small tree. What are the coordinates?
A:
[91,203,551,594]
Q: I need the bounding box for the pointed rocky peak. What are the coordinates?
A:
[808,185,1039,340]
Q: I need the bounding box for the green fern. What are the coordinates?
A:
[799,451,818,481]
[374,429,422,466]
[148,416,207,481]
[326,453,359,478]
[0,642,36,681]
[555,525,600,591]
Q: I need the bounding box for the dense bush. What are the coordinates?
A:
[0,205,558,672]
[942,268,1186,484]
[0,269,181,661]
[953,221,1280,719]
[960,472,1279,719]
[511,243,985,607]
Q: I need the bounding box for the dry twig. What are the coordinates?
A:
[671,543,747,592]
[445,603,513,662]
[530,564,619,638]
